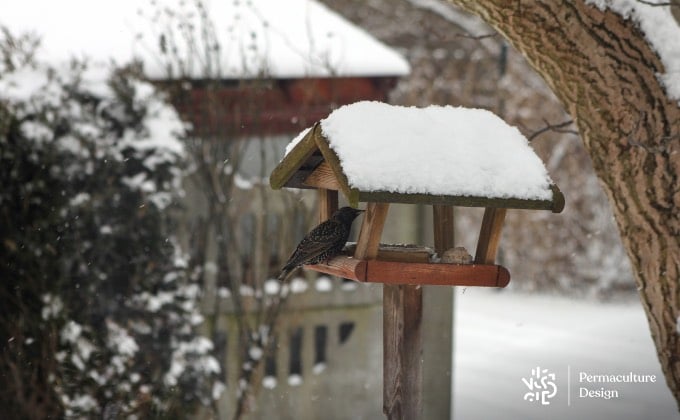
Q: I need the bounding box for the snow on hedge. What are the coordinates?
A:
[309,101,554,201]
[0,45,221,415]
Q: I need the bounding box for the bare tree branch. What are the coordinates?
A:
[527,119,578,141]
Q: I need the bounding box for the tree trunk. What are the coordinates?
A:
[448,0,680,408]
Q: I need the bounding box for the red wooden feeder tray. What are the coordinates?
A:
[305,255,510,287]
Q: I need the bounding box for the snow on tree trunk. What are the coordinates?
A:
[447,0,680,409]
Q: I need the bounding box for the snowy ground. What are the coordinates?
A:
[453,288,679,420]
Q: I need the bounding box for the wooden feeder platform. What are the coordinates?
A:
[304,244,510,287]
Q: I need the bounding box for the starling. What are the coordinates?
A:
[277,207,364,281]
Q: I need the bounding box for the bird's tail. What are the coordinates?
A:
[277,266,295,283]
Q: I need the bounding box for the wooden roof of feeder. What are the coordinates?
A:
[269,101,565,288]
[270,101,564,212]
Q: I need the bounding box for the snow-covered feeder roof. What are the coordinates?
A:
[271,101,564,212]
[4,0,410,80]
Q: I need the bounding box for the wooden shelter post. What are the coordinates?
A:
[317,188,339,222]
[354,203,389,260]
[422,205,455,419]
[432,205,455,252]
[353,204,424,419]
[383,283,423,419]
[475,207,507,264]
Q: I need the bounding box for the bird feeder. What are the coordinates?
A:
[269,102,564,289]
[271,101,564,419]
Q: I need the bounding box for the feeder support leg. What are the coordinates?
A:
[475,207,507,264]
[354,203,389,260]
[383,284,423,420]
[317,188,338,223]
[420,205,454,420]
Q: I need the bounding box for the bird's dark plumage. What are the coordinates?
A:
[278,207,364,281]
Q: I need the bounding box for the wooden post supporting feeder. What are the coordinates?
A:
[270,102,565,419]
